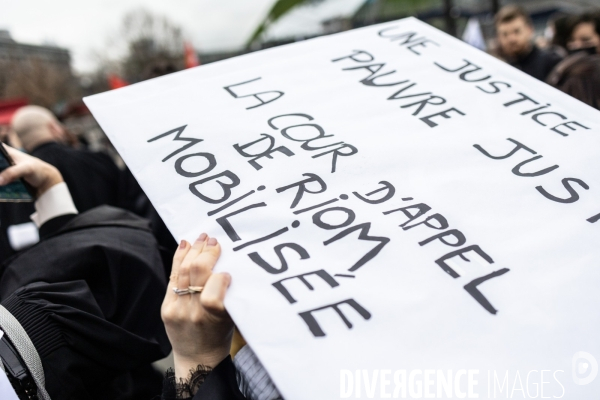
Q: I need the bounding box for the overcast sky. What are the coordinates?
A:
[0,0,276,73]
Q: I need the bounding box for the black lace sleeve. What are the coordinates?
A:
[162,365,213,400]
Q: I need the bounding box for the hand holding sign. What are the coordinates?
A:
[162,234,233,380]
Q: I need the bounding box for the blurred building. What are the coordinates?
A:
[0,30,77,109]
[0,30,71,68]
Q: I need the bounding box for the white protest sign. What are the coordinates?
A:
[0,371,19,400]
[85,18,600,398]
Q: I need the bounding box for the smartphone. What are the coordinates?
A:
[0,146,34,202]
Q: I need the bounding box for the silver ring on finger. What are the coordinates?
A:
[173,287,192,296]
[188,286,204,294]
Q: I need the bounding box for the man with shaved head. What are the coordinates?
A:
[1,106,69,262]
[10,105,122,213]
[11,106,67,152]
[5,105,177,273]
[0,106,124,264]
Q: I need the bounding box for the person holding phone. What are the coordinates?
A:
[0,145,171,400]
[0,142,40,263]
[6,105,177,272]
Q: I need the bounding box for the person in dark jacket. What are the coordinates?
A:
[494,5,562,81]
[547,13,600,110]
[0,145,171,400]
[3,106,177,271]
[11,105,137,213]
[565,12,600,55]
[1,105,125,264]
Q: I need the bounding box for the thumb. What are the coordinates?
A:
[200,272,232,318]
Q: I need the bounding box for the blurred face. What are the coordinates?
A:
[497,17,534,57]
[568,22,600,53]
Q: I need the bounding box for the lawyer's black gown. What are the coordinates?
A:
[0,142,121,264]
[31,141,177,272]
[0,206,171,400]
[0,202,35,264]
[30,142,122,213]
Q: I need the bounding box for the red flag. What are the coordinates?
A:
[108,74,128,89]
[184,41,200,68]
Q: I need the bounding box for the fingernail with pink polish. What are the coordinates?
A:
[207,237,218,246]
[179,240,186,249]
[197,233,207,243]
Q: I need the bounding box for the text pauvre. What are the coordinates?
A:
[85,18,600,399]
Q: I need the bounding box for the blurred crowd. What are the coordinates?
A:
[0,4,598,400]
[492,5,600,109]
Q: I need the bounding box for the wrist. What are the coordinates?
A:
[173,350,228,379]
[166,364,214,400]
[36,166,63,197]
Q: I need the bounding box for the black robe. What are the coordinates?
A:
[192,357,247,400]
[0,202,35,264]
[1,142,121,264]
[31,142,177,273]
[0,206,171,400]
[30,142,122,213]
